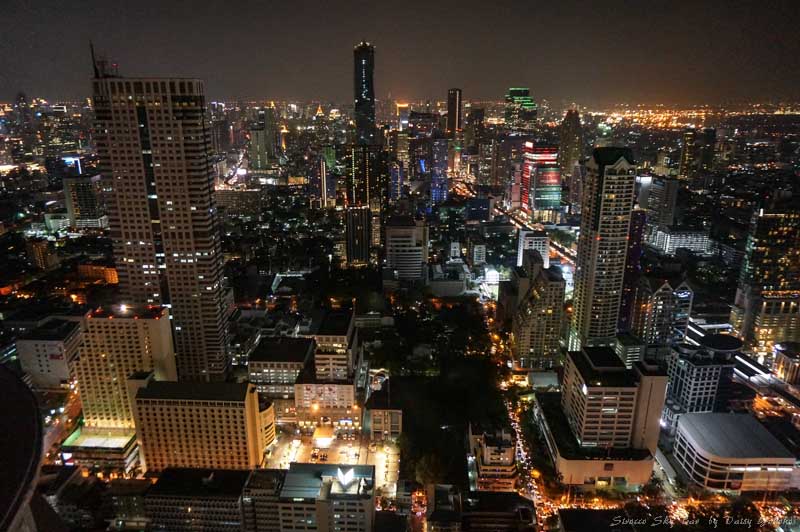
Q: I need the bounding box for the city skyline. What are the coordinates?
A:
[3,0,800,105]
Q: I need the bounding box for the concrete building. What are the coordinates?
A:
[631,276,693,345]
[662,336,739,433]
[773,342,800,385]
[63,174,108,229]
[277,463,375,532]
[241,469,285,532]
[673,413,796,492]
[385,215,428,281]
[248,336,315,398]
[468,425,518,492]
[571,148,637,350]
[511,250,565,369]
[133,380,275,472]
[364,383,402,441]
[92,73,230,381]
[645,175,679,228]
[144,468,250,532]
[648,226,710,256]
[532,347,667,490]
[16,319,81,390]
[516,229,549,268]
[312,310,356,381]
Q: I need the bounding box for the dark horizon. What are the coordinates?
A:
[3,0,800,106]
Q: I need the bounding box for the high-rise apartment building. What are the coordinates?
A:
[132,380,275,472]
[511,250,565,369]
[446,88,462,138]
[631,276,693,345]
[678,128,698,180]
[385,215,429,280]
[16,319,82,390]
[430,138,449,205]
[645,175,679,228]
[558,109,583,178]
[730,203,800,358]
[63,174,108,228]
[92,71,230,381]
[618,208,646,332]
[571,148,637,350]
[353,41,376,145]
[345,206,371,266]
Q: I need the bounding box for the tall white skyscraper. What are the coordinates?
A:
[93,69,231,380]
[570,148,636,350]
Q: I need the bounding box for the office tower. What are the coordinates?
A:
[645,175,679,228]
[133,380,275,472]
[430,137,449,205]
[63,174,108,228]
[662,336,739,432]
[511,250,565,369]
[446,88,462,138]
[75,306,176,430]
[92,72,230,381]
[248,336,315,397]
[730,204,800,358]
[145,468,251,532]
[774,343,800,385]
[561,347,667,453]
[558,109,583,178]
[468,425,518,492]
[677,128,698,180]
[385,215,429,280]
[345,206,371,265]
[388,129,410,169]
[353,41,376,145]
[249,109,279,173]
[395,102,410,130]
[699,127,716,172]
[570,148,636,350]
[16,319,81,390]
[277,463,376,532]
[618,208,646,332]
[566,162,585,214]
[464,107,485,150]
[347,144,384,207]
[631,276,694,344]
[516,229,549,268]
[504,88,537,131]
[521,143,559,217]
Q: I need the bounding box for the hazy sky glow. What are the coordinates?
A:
[3,0,799,105]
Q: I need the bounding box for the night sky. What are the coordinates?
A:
[3,0,799,105]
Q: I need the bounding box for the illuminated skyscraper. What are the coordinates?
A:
[570,148,637,350]
[731,203,800,358]
[699,127,716,172]
[522,143,560,219]
[353,41,376,145]
[92,69,231,381]
[619,208,646,332]
[446,88,462,138]
[430,138,449,205]
[558,109,583,178]
[678,128,698,180]
[646,175,679,227]
[504,87,537,131]
[346,206,371,266]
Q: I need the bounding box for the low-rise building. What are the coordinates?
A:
[364,382,402,441]
[673,413,796,492]
[468,426,518,492]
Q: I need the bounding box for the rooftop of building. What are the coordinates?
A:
[677,413,794,459]
[592,147,635,167]
[17,318,80,342]
[249,336,315,364]
[90,305,166,320]
[615,332,644,347]
[0,364,42,532]
[462,490,534,517]
[570,348,636,388]
[776,342,800,360]
[61,427,136,451]
[699,333,743,353]
[243,469,285,494]
[314,310,353,336]
[147,468,251,498]
[386,214,417,227]
[279,463,374,500]
[136,381,252,403]
[375,511,409,532]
